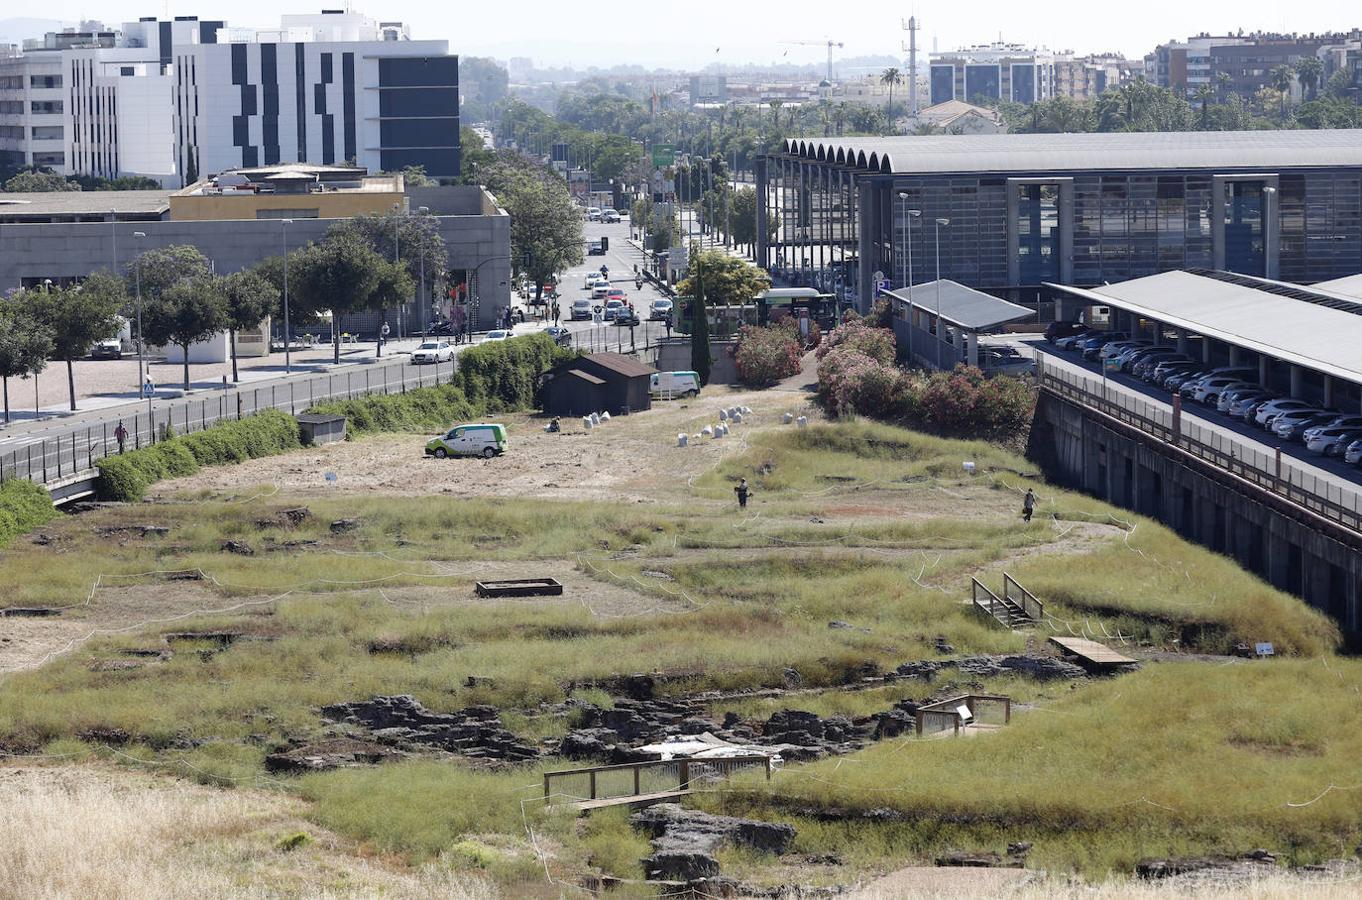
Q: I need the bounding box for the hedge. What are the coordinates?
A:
[0,479,59,549]
[309,333,577,437]
[95,409,302,502]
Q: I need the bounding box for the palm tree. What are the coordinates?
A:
[880,67,903,120]
[832,102,850,136]
[1216,71,1232,101]
[769,99,783,131]
[1294,56,1323,102]
[1195,84,1215,129]
[1270,64,1294,117]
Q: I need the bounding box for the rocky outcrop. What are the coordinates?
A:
[321,695,539,762]
[896,654,1086,682]
[631,803,796,881]
[264,737,404,773]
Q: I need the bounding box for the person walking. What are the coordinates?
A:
[734,478,751,510]
[1022,488,1036,523]
[552,302,560,326]
[114,420,128,454]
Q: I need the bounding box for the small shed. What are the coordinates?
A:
[295,413,347,446]
[541,352,655,416]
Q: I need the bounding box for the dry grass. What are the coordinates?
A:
[0,764,496,899]
[853,868,1362,899]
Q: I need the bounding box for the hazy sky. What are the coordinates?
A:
[25,1,1362,70]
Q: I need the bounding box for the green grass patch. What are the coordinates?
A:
[0,478,59,549]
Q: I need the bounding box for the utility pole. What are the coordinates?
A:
[902,17,920,118]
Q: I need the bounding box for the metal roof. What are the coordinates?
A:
[1313,273,1362,300]
[1047,270,1362,386]
[581,352,656,378]
[0,190,173,218]
[759,287,828,300]
[882,279,1034,331]
[778,130,1362,175]
[565,369,605,385]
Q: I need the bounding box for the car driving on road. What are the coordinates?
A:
[649,299,673,320]
[410,340,454,364]
[571,299,593,320]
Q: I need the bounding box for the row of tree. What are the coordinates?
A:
[0,209,447,421]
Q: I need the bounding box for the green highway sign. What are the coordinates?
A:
[652,144,675,168]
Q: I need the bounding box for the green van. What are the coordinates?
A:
[425,423,508,459]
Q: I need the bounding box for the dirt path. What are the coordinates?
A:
[154,386,819,504]
[851,865,1035,898]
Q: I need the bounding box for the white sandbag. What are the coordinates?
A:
[701,425,713,436]
[583,416,593,430]
[796,416,808,428]
[718,409,728,421]
[601,411,611,422]
[732,413,743,424]
[677,433,688,447]
[590,412,601,425]
[783,412,794,424]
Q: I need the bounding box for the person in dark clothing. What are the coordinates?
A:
[114,421,128,454]
[1022,488,1036,522]
[734,478,751,509]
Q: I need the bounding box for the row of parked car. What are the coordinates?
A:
[1045,322,1362,465]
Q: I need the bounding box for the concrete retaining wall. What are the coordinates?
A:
[1030,390,1362,639]
[656,340,738,385]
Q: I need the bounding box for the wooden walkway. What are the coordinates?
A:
[574,789,691,812]
[1050,636,1138,667]
[543,755,773,813]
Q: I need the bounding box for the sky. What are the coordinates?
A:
[18,1,1362,71]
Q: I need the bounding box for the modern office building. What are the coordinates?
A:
[0,10,459,187]
[1052,53,1140,101]
[928,43,1057,106]
[0,174,512,331]
[1147,31,1361,100]
[755,130,1362,316]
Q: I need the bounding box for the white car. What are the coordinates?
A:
[584,272,606,290]
[601,208,621,223]
[649,299,674,320]
[591,283,610,299]
[482,330,511,342]
[585,207,602,222]
[410,340,454,364]
[1192,378,1253,405]
[1305,427,1362,457]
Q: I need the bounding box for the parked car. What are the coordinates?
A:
[1054,329,1096,351]
[649,299,674,320]
[1344,438,1362,465]
[1253,398,1315,429]
[1232,396,1274,421]
[1079,331,1128,360]
[482,330,511,342]
[1180,369,1255,400]
[90,338,123,360]
[1148,359,1198,385]
[1318,414,1362,432]
[650,371,700,398]
[1304,427,1362,457]
[410,340,454,364]
[425,423,507,459]
[1193,378,1255,405]
[571,299,593,320]
[1044,321,1088,343]
[1218,387,1272,414]
[1124,348,1181,374]
[543,326,572,346]
[1099,339,1152,361]
[981,348,1037,376]
[1272,409,1335,441]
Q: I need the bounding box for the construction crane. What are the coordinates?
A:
[781,39,844,83]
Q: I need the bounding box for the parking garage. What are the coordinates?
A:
[1049,269,1362,413]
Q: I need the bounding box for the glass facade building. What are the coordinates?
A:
[755,131,1362,316]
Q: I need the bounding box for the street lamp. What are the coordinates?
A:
[933,217,950,371]
[280,219,293,374]
[418,206,430,335]
[131,232,151,418]
[897,192,921,363]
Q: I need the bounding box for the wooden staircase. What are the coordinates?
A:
[971,574,1044,630]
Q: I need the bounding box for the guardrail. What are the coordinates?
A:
[1037,357,1362,535]
[1003,573,1044,622]
[0,356,460,488]
[542,754,773,804]
[970,577,1010,625]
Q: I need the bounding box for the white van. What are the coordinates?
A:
[426,423,508,459]
[650,371,700,399]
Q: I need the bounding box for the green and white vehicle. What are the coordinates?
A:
[425,423,507,459]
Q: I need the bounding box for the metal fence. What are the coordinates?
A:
[1038,357,1362,534]
[542,755,773,804]
[0,356,460,487]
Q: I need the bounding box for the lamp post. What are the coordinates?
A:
[131,232,151,419]
[417,206,430,335]
[280,219,293,374]
[933,217,950,371]
[897,192,921,364]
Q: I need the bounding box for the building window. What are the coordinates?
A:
[256,208,319,219]
[1017,183,1060,284]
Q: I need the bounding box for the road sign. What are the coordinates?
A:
[1103,357,1121,374]
[877,279,892,292]
[652,144,675,168]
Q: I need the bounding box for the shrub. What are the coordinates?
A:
[95,409,301,501]
[311,384,480,437]
[733,322,803,388]
[815,320,895,365]
[0,479,59,548]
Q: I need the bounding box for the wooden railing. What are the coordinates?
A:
[970,577,1008,625]
[1003,573,1044,622]
[542,754,773,803]
[914,694,1013,737]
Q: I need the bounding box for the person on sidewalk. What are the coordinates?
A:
[552,302,561,326]
[114,421,128,454]
[1022,488,1036,523]
[734,478,751,510]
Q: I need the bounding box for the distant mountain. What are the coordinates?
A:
[0,18,68,47]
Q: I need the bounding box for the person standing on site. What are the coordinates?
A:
[734,478,751,510]
[1022,488,1036,523]
[114,421,128,454]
